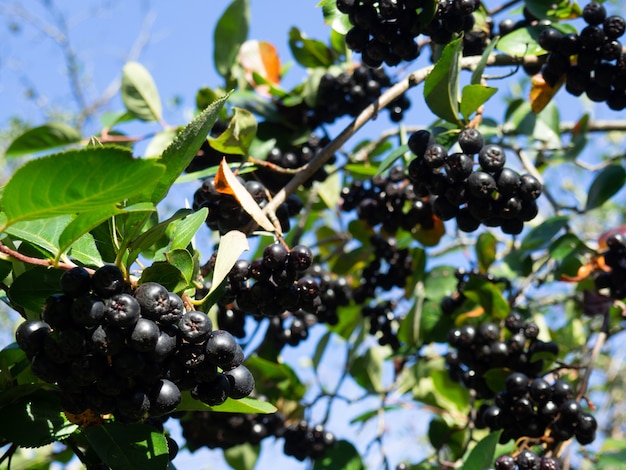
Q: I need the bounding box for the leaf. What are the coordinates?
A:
[424,37,463,125]
[209,108,257,156]
[313,440,364,470]
[312,330,332,372]
[319,0,352,34]
[6,216,72,255]
[144,129,178,158]
[520,215,569,253]
[375,144,409,177]
[244,355,306,402]
[214,0,250,79]
[431,369,470,414]
[476,232,497,272]
[0,390,78,448]
[460,430,502,470]
[121,62,162,122]
[1,147,165,225]
[9,266,64,315]
[462,276,510,319]
[83,422,169,470]
[214,159,275,232]
[586,165,626,211]
[428,416,466,460]
[288,27,335,68]
[169,208,208,250]
[165,249,194,284]
[549,233,586,261]
[224,443,260,470]
[350,345,387,393]
[238,40,281,86]
[316,169,342,210]
[139,262,188,293]
[460,84,497,121]
[5,123,81,158]
[208,230,250,296]
[530,72,565,113]
[177,392,277,414]
[152,93,229,204]
[497,23,577,56]
[470,37,499,85]
[68,232,104,267]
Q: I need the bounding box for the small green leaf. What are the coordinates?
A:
[169,208,208,250]
[375,144,409,177]
[463,276,510,319]
[1,147,165,225]
[209,108,257,156]
[424,37,463,124]
[586,165,626,211]
[460,430,502,470]
[214,0,250,79]
[139,262,187,293]
[497,23,577,56]
[209,230,250,296]
[121,62,163,122]
[176,392,277,414]
[476,232,497,272]
[83,422,169,470]
[431,369,470,414]
[152,93,229,204]
[428,416,466,460]
[68,232,104,267]
[549,233,586,261]
[289,27,335,68]
[9,267,64,316]
[312,330,332,372]
[460,84,497,121]
[165,249,194,284]
[350,405,402,424]
[244,355,306,402]
[224,443,260,470]
[424,265,458,301]
[313,440,364,470]
[5,123,81,158]
[520,215,569,253]
[483,368,510,394]
[319,0,352,34]
[350,345,387,393]
[144,129,178,158]
[471,38,499,85]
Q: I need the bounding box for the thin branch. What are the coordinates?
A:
[0,241,90,272]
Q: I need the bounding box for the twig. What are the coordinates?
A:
[0,241,89,272]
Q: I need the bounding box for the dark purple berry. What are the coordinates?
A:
[457,128,484,154]
[60,267,92,298]
[179,311,213,343]
[224,364,255,399]
[478,144,506,172]
[91,265,125,299]
[106,293,140,328]
[134,282,170,321]
[205,330,244,370]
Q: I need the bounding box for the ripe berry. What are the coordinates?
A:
[517,449,540,470]
[150,378,182,416]
[288,245,313,271]
[467,171,497,199]
[134,282,170,321]
[205,330,244,370]
[106,293,140,328]
[16,320,51,356]
[582,2,606,26]
[60,267,92,298]
[478,144,506,172]
[161,292,185,325]
[444,152,474,181]
[423,144,448,169]
[71,294,106,326]
[224,364,255,399]
[129,317,160,352]
[263,243,288,270]
[604,15,626,39]
[505,372,529,396]
[539,27,564,51]
[457,128,484,154]
[519,174,543,200]
[408,130,435,157]
[91,265,126,299]
[494,454,516,470]
[191,373,231,406]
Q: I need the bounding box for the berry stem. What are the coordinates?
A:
[0,241,90,272]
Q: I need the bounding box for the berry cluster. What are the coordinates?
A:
[181,410,286,450]
[192,176,302,235]
[494,451,561,470]
[337,0,479,67]
[538,2,626,110]
[362,300,402,350]
[408,128,542,235]
[16,265,254,423]
[340,165,436,235]
[446,312,559,399]
[594,232,626,299]
[313,66,411,123]
[479,372,597,446]
[283,420,337,461]
[440,267,511,315]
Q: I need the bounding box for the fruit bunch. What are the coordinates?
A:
[337,0,480,67]
[340,165,436,235]
[479,372,597,446]
[192,176,302,235]
[445,312,559,399]
[313,66,411,124]
[538,1,626,110]
[362,300,402,350]
[283,420,337,461]
[407,128,542,235]
[16,265,254,423]
[181,410,286,450]
[493,451,561,470]
[594,232,626,299]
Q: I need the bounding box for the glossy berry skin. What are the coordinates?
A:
[408,130,435,157]
[444,152,474,181]
[16,320,51,356]
[263,243,288,270]
[494,455,516,470]
[517,449,540,470]
[149,378,181,416]
[582,2,606,26]
[179,311,213,343]
[134,282,170,321]
[205,330,244,370]
[191,373,231,406]
[130,318,160,352]
[225,364,255,399]
[287,245,313,271]
[458,128,484,154]
[423,144,448,169]
[479,144,506,172]
[161,292,185,325]
[604,15,626,39]
[71,294,106,327]
[60,267,92,298]
[106,293,141,328]
[91,264,126,299]
[467,171,497,199]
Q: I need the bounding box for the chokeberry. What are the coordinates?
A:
[91,265,126,299]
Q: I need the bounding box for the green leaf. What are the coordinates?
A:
[83,422,169,470]
[476,232,497,272]
[1,147,165,225]
[139,262,188,293]
[350,405,402,424]
[431,369,470,414]
[165,249,194,285]
[6,216,72,255]
[209,108,257,156]
[462,276,510,319]
[424,265,458,301]
[549,233,586,261]
[460,84,497,121]
[312,330,332,372]
[313,440,364,470]
[424,37,463,125]
[586,165,626,211]
[169,208,208,250]
[428,416,466,460]
[214,0,250,79]
[144,129,178,158]
[68,232,104,267]
[0,390,78,448]
[319,0,352,34]
[460,430,502,470]
[350,345,387,393]
[177,392,277,413]
[520,215,569,253]
[470,38,499,85]
[375,144,409,176]
[208,230,249,296]
[497,24,577,56]
[152,93,229,204]
[289,27,335,68]
[5,123,81,158]
[121,62,163,122]
[9,266,64,315]
[224,443,259,470]
[244,355,306,402]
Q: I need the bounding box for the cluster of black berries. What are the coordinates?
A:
[440,267,511,315]
[266,312,316,348]
[340,165,436,235]
[216,304,247,338]
[192,176,302,235]
[283,420,337,461]
[256,134,335,193]
[594,232,626,299]
[538,2,626,110]
[479,372,597,446]
[16,265,254,423]
[493,451,561,470]
[353,235,414,303]
[446,312,559,399]
[362,300,402,350]
[408,128,542,235]
[181,410,286,450]
[337,0,480,67]
[313,66,411,123]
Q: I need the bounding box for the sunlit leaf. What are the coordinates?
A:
[121,62,162,122]
[5,123,81,158]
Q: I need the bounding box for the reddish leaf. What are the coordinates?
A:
[530,73,564,113]
[238,40,281,94]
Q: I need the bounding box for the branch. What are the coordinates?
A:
[0,241,90,272]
